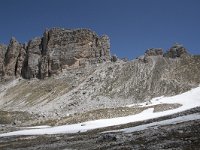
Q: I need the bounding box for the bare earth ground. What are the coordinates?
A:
[0,107,200,150]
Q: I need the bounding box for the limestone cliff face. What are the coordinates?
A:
[0,28,111,79]
[43,28,110,77]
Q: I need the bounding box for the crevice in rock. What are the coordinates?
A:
[14,54,20,76]
[21,50,30,79]
[41,30,50,56]
[47,58,51,77]
[4,47,10,66]
[37,60,42,79]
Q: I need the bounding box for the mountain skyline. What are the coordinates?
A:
[0,0,200,59]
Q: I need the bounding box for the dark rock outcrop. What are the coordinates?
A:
[111,55,118,62]
[141,44,189,63]
[22,37,42,79]
[164,43,189,58]
[142,48,164,63]
[1,28,111,79]
[145,48,163,56]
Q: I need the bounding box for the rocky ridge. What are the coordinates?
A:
[0,28,192,81]
[0,28,110,80]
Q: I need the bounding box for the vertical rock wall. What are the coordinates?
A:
[0,28,111,79]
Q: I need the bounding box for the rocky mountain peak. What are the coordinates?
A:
[0,28,111,80]
[164,43,189,58]
[10,37,18,43]
[143,43,189,58]
[0,28,194,82]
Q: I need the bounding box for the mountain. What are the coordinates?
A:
[0,28,110,80]
[0,28,200,149]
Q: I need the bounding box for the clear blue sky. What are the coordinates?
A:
[0,0,200,59]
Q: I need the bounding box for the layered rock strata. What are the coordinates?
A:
[0,28,111,79]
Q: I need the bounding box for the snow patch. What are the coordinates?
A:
[21,125,51,129]
[109,113,200,133]
[0,86,200,137]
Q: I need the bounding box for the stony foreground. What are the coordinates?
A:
[0,107,200,150]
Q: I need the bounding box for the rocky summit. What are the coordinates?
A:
[0,28,110,80]
[0,28,200,150]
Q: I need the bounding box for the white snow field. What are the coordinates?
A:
[0,86,200,137]
[107,113,200,133]
[21,125,51,129]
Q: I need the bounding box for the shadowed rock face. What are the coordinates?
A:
[0,45,7,79]
[3,38,26,78]
[0,28,111,79]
